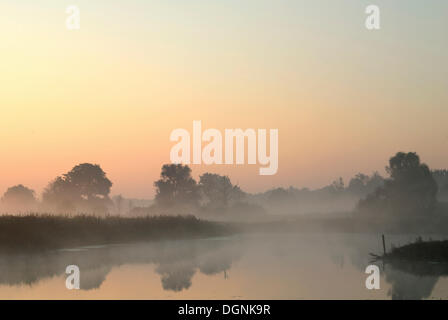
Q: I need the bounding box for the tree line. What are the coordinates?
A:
[1,152,448,217]
[0,163,247,215]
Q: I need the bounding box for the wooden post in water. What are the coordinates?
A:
[382,234,386,255]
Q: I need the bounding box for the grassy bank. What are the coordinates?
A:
[0,214,237,252]
[381,239,448,262]
[372,239,448,276]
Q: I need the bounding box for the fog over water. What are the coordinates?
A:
[1,233,448,300]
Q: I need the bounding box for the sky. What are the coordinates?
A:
[0,0,447,198]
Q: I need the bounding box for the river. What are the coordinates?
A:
[0,233,447,299]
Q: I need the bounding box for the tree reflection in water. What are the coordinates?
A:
[0,237,242,292]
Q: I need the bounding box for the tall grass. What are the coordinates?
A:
[0,214,236,252]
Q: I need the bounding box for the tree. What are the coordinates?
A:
[358,152,438,216]
[348,173,369,194]
[348,172,384,197]
[154,164,199,207]
[1,184,37,211]
[43,163,112,213]
[113,194,125,215]
[368,172,385,192]
[268,187,292,203]
[198,173,244,209]
[64,163,112,201]
[329,177,345,193]
[432,169,448,200]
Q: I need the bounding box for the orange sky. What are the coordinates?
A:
[0,1,447,198]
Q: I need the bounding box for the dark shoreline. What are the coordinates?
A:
[3,213,448,253]
[369,239,448,277]
[379,239,448,263]
[0,214,236,253]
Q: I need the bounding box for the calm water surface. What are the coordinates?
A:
[1,233,447,299]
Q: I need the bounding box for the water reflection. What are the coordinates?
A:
[381,259,448,300]
[0,237,242,292]
[0,234,447,299]
[342,234,448,300]
[384,268,438,300]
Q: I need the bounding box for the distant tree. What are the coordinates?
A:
[198,173,244,209]
[348,172,384,197]
[358,152,438,216]
[64,163,112,201]
[330,177,345,193]
[348,173,369,193]
[154,164,199,207]
[43,163,112,213]
[432,169,448,200]
[368,172,385,192]
[1,184,37,211]
[42,176,76,211]
[113,194,124,215]
[268,187,292,203]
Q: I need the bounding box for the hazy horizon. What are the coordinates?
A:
[1,0,447,198]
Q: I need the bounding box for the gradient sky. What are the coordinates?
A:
[1,0,447,198]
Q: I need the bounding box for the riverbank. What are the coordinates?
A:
[371,239,448,277]
[380,239,448,262]
[0,214,236,252]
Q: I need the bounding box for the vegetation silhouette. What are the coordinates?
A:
[42,163,113,214]
[340,234,443,300]
[154,164,200,210]
[376,238,448,264]
[1,151,448,256]
[141,164,263,220]
[0,214,235,252]
[2,151,446,224]
[1,185,37,212]
[198,173,244,210]
[432,169,448,201]
[358,152,438,216]
[368,237,448,300]
[347,172,384,198]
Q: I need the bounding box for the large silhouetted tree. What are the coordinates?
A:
[154,164,199,207]
[43,163,112,213]
[1,184,37,211]
[198,173,244,209]
[64,163,112,200]
[358,152,438,216]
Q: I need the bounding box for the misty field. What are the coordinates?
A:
[0,214,236,252]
